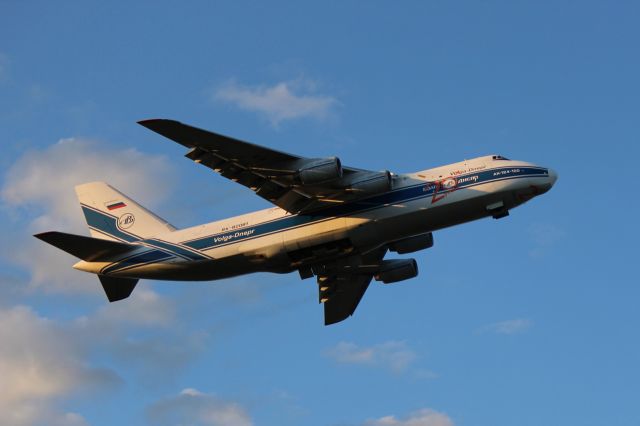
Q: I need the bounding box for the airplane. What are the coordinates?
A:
[35,119,558,325]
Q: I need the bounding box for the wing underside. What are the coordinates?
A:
[138,119,394,213]
[314,248,387,325]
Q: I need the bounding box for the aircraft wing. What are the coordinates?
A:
[315,248,387,325]
[138,119,393,213]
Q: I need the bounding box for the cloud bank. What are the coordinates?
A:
[364,408,454,426]
[326,340,417,374]
[213,79,338,126]
[1,137,174,294]
[0,305,118,426]
[481,318,533,335]
[0,137,209,424]
[147,388,253,426]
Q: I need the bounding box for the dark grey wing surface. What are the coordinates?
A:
[139,119,311,211]
[138,119,300,166]
[138,119,393,213]
[322,274,375,325]
[316,248,387,325]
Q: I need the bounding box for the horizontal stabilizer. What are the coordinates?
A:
[34,231,135,261]
[98,275,138,302]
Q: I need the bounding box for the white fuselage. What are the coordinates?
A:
[74,155,557,280]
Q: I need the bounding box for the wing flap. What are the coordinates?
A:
[322,274,374,325]
[315,248,387,325]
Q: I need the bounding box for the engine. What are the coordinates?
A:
[297,157,343,185]
[389,233,434,254]
[374,259,418,284]
[348,170,392,195]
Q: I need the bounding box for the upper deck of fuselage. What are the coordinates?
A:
[160,205,289,244]
[409,154,536,180]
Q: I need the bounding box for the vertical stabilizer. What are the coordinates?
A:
[75,182,176,242]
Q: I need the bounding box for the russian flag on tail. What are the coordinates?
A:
[106,201,127,210]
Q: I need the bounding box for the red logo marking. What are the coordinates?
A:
[431,177,458,204]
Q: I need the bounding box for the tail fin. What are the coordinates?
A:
[75,182,176,242]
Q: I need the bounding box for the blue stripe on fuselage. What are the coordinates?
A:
[89,166,548,268]
[144,238,209,260]
[101,249,174,274]
[182,166,548,251]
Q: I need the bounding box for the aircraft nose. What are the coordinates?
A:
[548,168,558,186]
[525,166,557,196]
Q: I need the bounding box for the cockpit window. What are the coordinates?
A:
[492,155,510,160]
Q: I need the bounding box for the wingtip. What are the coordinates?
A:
[34,231,54,241]
[137,118,162,127]
[33,231,63,247]
[138,118,179,126]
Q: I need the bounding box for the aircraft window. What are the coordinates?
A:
[492,155,510,160]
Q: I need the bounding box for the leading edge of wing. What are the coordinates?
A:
[137,119,300,163]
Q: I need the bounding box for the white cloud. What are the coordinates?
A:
[214,79,338,126]
[2,137,172,231]
[0,136,217,423]
[481,318,533,335]
[0,305,118,426]
[147,388,253,426]
[48,412,90,426]
[528,223,566,258]
[93,287,176,327]
[72,288,206,384]
[364,408,454,426]
[326,340,417,374]
[0,294,207,425]
[1,137,175,294]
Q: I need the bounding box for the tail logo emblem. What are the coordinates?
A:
[118,213,135,230]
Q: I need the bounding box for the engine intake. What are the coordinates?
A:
[389,233,434,254]
[297,157,343,185]
[374,259,418,284]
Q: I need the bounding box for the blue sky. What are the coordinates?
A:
[1,1,639,425]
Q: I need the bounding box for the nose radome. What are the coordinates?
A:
[548,168,558,185]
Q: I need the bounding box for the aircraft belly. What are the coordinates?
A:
[108,256,268,281]
[282,217,348,252]
[412,178,540,231]
[349,177,546,247]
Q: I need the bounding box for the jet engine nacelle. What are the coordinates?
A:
[374,259,418,284]
[348,170,392,195]
[389,232,434,254]
[297,157,343,185]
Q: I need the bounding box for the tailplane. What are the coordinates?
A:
[34,231,135,261]
[75,182,176,242]
[34,231,141,302]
